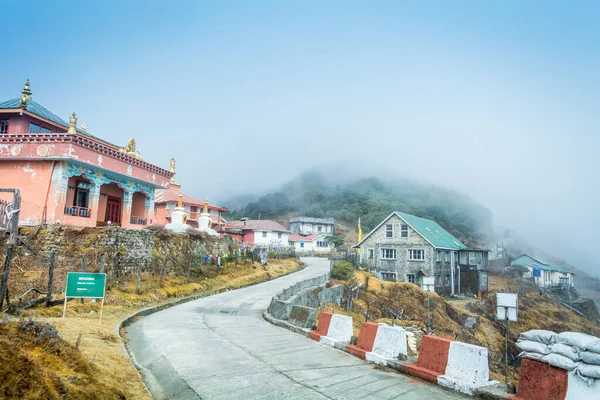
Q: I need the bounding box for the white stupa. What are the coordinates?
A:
[165,193,191,233]
[197,199,219,237]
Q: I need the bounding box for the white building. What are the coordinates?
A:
[510,254,575,288]
[289,234,332,254]
[225,219,290,247]
[289,217,335,235]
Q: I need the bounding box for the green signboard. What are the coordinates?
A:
[65,272,106,298]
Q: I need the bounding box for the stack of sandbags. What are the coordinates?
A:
[517,330,600,385]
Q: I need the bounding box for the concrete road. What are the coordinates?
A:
[126,257,463,399]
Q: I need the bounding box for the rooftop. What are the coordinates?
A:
[289,234,325,242]
[227,219,290,233]
[289,216,335,224]
[154,190,228,212]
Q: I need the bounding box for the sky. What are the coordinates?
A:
[1,1,599,274]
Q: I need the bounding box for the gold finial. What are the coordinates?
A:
[203,198,209,214]
[67,112,77,134]
[19,79,32,108]
[82,123,87,132]
[178,193,183,208]
[170,158,176,183]
[120,138,143,159]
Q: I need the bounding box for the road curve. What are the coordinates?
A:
[126,257,463,399]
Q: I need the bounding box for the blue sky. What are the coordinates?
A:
[1,1,599,273]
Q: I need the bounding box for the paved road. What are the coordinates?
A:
[126,257,462,399]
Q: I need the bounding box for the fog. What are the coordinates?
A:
[1,1,599,275]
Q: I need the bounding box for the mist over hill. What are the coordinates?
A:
[225,171,493,247]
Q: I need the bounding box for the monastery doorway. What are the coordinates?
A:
[105,196,122,225]
[98,183,124,226]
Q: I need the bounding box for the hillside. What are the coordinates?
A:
[226,171,493,247]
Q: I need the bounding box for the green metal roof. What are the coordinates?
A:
[510,254,574,274]
[396,212,466,250]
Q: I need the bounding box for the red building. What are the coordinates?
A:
[0,80,173,229]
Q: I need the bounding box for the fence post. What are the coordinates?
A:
[136,262,142,295]
[46,250,56,307]
[110,253,117,282]
[99,255,105,274]
[80,255,86,303]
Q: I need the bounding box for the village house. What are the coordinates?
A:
[355,211,489,296]
[224,219,290,247]
[0,80,173,229]
[154,183,228,231]
[289,233,332,254]
[289,216,335,235]
[510,254,575,289]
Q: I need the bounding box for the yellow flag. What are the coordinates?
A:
[357,216,362,254]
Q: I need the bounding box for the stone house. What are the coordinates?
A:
[289,217,335,235]
[355,211,489,295]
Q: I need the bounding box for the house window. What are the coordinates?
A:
[381,248,396,259]
[317,241,328,248]
[408,249,425,261]
[385,224,393,238]
[262,231,267,238]
[435,275,442,286]
[300,242,304,248]
[445,251,450,262]
[400,224,408,238]
[436,250,441,262]
[29,122,41,133]
[41,126,51,133]
[0,119,8,134]
[367,249,374,259]
[318,225,322,232]
[381,272,396,282]
[74,181,90,208]
[278,232,282,239]
[407,274,416,284]
[445,274,451,286]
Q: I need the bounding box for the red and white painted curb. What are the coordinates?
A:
[516,358,600,400]
[403,335,496,395]
[346,322,407,365]
[309,312,352,348]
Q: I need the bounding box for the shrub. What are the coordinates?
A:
[331,261,355,281]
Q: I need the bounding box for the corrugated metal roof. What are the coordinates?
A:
[510,254,574,275]
[289,216,335,224]
[0,98,117,146]
[289,234,325,242]
[396,212,466,250]
[154,189,228,212]
[227,220,290,233]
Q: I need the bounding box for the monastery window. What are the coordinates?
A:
[406,274,416,284]
[408,249,425,261]
[41,126,51,133]
[74,181,91,209]
[381,248,396,260]
[400,224,408,238]
[29,122,41,133]
[166,202,174,209]
[385,224,393,238]
[0,119,8,134]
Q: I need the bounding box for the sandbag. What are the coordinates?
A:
[555,332,599,351]
[518,351,544,361]
[586,339,600,354]
[580,351,600,365]
[520,329,557,345]
[540,353,577,371]
[577,363,600,379]
[516,339,551,355]
[551,343,580,362]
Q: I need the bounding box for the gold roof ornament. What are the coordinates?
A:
[120,137,143,159]
[82,123,87,132]
[170,157,176,183]
[178,193,183,208]
[203,198,209,214]
[67,112,77,134]
[19,79,32,109]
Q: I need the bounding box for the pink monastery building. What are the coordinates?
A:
[0,80,174,229]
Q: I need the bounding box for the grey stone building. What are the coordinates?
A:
[289,217,335,235]
[355,211,489,295]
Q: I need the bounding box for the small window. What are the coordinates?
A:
[407,274,415,284]
[445,274,451,286]
[300,242,304,248]
[262,231,267,238]
[73,180,90,208]
[41,126,51,133]
[0,119,8,134]
[400,224,408,238]
[381,272,396,282]
[317,241,328,248]
[385,224,393,238]
[445,251,450,262]
[436,250,441,262]
[381,248,396,259]
[367,249,374,259]
[29,122,41,133]
[318,225,322,232]
[408,249,425,261]
[278,232,282,239]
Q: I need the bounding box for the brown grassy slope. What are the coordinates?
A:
[0,320,124,400]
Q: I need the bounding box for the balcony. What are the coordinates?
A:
[64,206,90,218]
[130,215,148,225]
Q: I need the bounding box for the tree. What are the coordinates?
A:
[325,235,344,249]
[331,262,354,281]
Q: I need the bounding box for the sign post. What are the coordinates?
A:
[63,272,107,324]
[496,292,518,392]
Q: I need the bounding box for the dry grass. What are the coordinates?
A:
[2,259,302,399]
